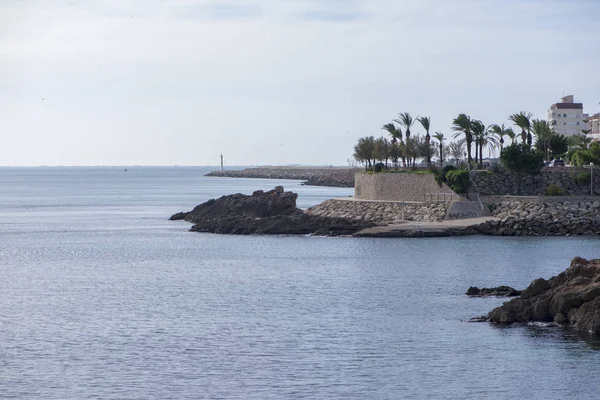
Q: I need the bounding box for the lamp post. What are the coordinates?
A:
[591,163,595,196]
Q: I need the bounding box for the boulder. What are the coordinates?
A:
[466,286,522,297]
[486,257,600,332]
[170,186,374,235]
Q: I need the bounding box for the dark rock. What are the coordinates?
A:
[468,316,489,323]
[170,186,374,236]
[487,257,600,333]
[466,286,522,297]
[169,212,188,221]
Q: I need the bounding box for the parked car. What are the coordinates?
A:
[548,159,565,167]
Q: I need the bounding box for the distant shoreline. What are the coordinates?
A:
[206,166,356,188]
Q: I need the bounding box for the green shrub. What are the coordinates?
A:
[445,170,471,193]
[545,184,565,196]
[434,165,456,187]
[574,172,591,185]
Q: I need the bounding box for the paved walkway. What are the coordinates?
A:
[354,217,499,237]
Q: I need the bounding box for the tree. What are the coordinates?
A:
[418,116,431,167]
[433,132,445,167]
[506,128,516,145]
[500,143,544,194]
[509,111,533,145]
[382,123,403,168]
[452,114,473,164]
[471,120,485,167]
[394,113,417,166]
[569,134,592,151]
[531,119,555,161]
[449,139,466,163]
[549,133,569,158]
[490,123,511,148]
[374,136,391,167]
[571,142,600,166]
[482,124,500,161]
[353,136,376,171]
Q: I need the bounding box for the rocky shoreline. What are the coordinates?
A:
[473,257,600,334]
[170,186,374,235]
[206,167,355,188]
[475,197,600,236]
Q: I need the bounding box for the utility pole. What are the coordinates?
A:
[220,154,224,172]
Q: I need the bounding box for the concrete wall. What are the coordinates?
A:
[354,172,458,202]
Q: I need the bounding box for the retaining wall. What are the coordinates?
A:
[354,172,458,202]
[473,168,600,196]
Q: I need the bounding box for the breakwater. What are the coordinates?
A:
[306,199,448,223]
[476,196,600,236]
[206,167,355,187]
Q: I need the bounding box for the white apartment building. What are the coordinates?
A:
[547,95,589,137]
[586,113,600,142]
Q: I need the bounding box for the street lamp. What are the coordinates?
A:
[591,163,595,196]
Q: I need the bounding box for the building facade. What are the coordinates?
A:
[547,95,589,137]
[586,113,600,142]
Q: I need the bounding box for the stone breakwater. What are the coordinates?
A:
[306,199,448,223]
[476,197,600,236]
[206,167,355,187]
[473,169,600,196]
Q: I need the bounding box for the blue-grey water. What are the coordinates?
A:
[1,167,600,399]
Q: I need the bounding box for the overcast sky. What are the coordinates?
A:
[1,0,599,166]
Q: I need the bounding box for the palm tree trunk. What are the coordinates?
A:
[480,142,483,167]
[466,139,472,164]
[439,144,443,168]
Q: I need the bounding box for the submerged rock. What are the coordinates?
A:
[170,186,374,235]
[487,257,600,333]
[466,286,522,297]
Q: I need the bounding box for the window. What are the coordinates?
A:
[577,122,580,125]
[563,122,567,125]
[564,114,567,117]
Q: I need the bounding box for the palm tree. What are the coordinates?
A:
[509,111,533,145]
[394,112,417,167]
[482,125,500,161]
[433,132,445,167]
[382,123,403,168]
[531,119,554,161]
[490,123,510,148]
[506,128,516,145]
[418,116,431,167]
[471,120,486,168]
[452,113,473,164]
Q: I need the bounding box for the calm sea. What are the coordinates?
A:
[1,166,600,399]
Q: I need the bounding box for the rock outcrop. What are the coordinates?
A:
[466,286,522,297]
[484,257,600,333]
[171,186,374,235]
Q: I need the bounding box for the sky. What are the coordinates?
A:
[1,0,599,166]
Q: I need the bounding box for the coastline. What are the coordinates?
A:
[206,166,356,187]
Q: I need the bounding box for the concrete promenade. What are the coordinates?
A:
[354,217,499,237]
